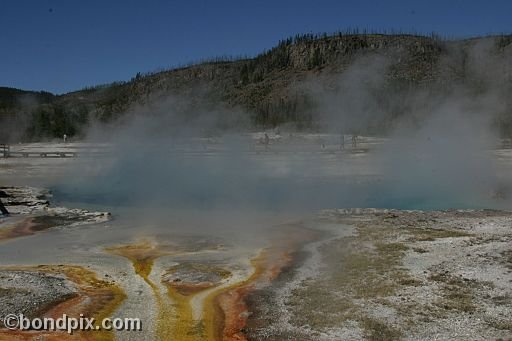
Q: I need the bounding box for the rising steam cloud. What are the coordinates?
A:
[52,37,512,216]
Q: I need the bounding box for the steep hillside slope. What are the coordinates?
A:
[1,33,512,141]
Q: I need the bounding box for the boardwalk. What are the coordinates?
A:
[0,144,8,158]
[1,150,78,158]
[0,139,375,159]
[1,144,77,158]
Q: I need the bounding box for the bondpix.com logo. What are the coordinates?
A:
[2,313,142,334]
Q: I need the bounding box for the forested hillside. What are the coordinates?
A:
[1,32,512,141]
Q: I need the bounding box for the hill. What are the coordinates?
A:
[1,32,512,141]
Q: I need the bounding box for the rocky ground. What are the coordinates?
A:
[0,186,114,334]
[0,186,110,240]
[244,209,512,341]
[0,270,78,328]
[1,185,512,340]
[0,185,110,219]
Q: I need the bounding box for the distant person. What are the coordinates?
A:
[352,135,357,148]
[264,133,270,150]
[340,134,345,150]
[63,134,68,143]
[0,191,9,215]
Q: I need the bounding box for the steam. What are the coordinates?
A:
[51,37,512,216]
[378,96,500,209]
[0,93,40,143]
[302,54,394,134]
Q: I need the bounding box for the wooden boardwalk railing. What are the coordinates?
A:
[1,144,78,158]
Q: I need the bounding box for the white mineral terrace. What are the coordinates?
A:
[1,134,512,340]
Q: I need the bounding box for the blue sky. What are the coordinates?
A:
[1,0,511,94]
